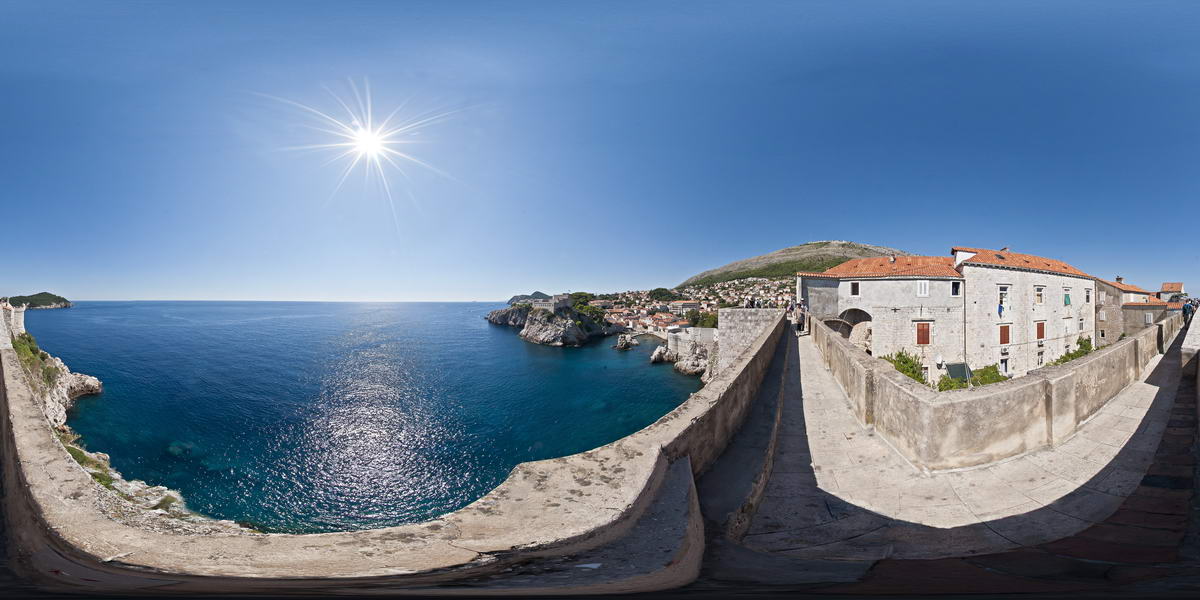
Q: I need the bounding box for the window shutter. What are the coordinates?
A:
[1036,322,1045,339]
[917,322,930,345]
[1064,293,1071,306]
[1000,325,1010,345]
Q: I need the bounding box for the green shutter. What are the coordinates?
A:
[1064,293,1071,306]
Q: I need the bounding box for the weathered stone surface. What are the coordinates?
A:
[485,304,608,347]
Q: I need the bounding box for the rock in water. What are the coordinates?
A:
[650,344,676,364]
[613,333,639,350]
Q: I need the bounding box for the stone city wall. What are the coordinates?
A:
[667,327,716,356]
[0,309,786,585]
[716,309,785,374]
[812,312,1183,471]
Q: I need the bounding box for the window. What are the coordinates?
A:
[917,280,929,297]
[1079,317,1084,333]
[998,285,1010,306]
[1100,290,1108,303]
[1037,351,1044,366]
[999,324,1011,345]
[1100,329,1106,339]
[1000,358,1009,374]
[850,281,860,297]
[951,281,962,297]
[1065,317,1073,334]
[922,366,930,381]
[1035,286,1045,304]
[1085,289,1092,303]
[1064,287,1072,306]
[1144,312,1153,325]
[1099,311,1106,322]
[1036,321,1045,340]
[916,322,931,345]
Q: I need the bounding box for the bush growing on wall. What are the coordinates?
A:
[1049,336,1094,366]
[881,349,927,384]
[936,363,1009,391]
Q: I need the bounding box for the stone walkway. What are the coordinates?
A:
[742,331,1182,560]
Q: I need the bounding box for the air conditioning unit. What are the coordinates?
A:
[1000,346,1010,355]
[1037,340,1044,347]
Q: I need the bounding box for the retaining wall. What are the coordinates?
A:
[812,312,1183,471]
[0,311,786,585]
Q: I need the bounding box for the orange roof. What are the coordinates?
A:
[795,271,840,279]
[1161,282,1184,293]
[816,256,962,279]
[1098,278,1152,294]
[951,247,1092,279]
[1168,302,1184,309]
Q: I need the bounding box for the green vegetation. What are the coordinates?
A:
[11,332,59,388]
[152,496,178,511]
[881,349,927,385]
[63,443,116,489]
[568,292,606,322]
[1049,336,1095,366]
[685,309,718,328]
[2,292,70,308]
[648,287,682,301]
[937,364,1009,391]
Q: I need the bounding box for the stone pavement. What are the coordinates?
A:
[693,325,1199,595]
[741,332,1179,560]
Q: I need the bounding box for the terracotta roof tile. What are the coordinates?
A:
[819,256,962,279]
[1098,278,1153,294]
[951,247,1092,279]
[1168,302,1183,309]
[1161,282,1184,293]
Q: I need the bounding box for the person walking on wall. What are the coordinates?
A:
[1184,301,1194,325]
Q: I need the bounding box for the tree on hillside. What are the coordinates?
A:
[648,288,680,301]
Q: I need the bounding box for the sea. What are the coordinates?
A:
[24,302,700,533]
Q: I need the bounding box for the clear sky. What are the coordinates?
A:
[2,1,1197,301]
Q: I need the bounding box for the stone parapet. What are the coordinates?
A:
[0,310,787,589]
[812,312,1184,471]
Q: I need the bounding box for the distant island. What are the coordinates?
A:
[2,292,72,309]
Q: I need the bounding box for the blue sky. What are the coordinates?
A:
[2,1,1197,301]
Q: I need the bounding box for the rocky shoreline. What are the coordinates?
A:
[28,350,252,535]
[485,303,618,346]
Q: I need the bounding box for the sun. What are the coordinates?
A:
[262,78,459,232]
[352,127,385,157]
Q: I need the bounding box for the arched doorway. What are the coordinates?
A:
[838,308,873,354]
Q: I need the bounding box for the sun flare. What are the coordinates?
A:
[263,78,458,232]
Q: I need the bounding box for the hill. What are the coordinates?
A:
[2,292,72,309]
[679,241,912,287]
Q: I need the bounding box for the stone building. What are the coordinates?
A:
[1096,277,1170,338]
[797,246,1097,382]
[1157,281,1185,301]
[529,294,570,311]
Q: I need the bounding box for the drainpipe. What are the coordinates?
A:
[963,277,970,388]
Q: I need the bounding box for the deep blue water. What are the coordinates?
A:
[25,302,697,533]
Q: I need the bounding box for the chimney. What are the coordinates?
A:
[1116,276,1124,284]
[889,255,896,263]
[1000,246,1009,252]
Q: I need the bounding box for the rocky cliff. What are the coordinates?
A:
[486,304,611,347]
[38,355,102,428]
[17,346,249,534]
